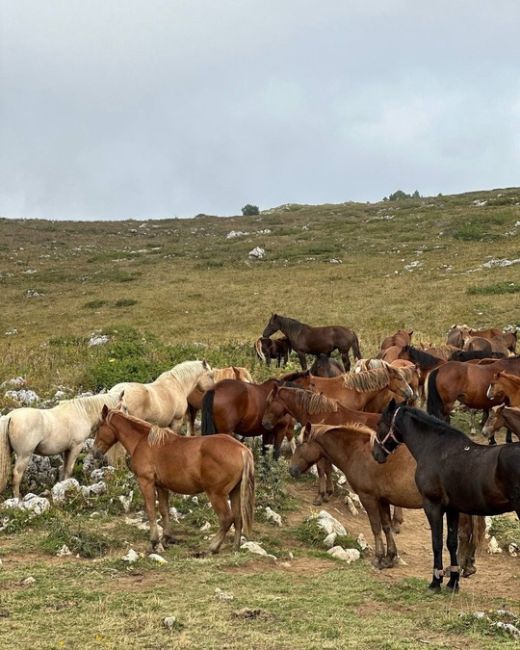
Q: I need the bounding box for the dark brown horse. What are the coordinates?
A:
[290,422,483,574]
[482,405,520,443]
[94,407,255,554]
[262,314,361,371]
[254,336,291,367]
[309,354,344,377]
[373,401,520,592]
[201,379,294,459]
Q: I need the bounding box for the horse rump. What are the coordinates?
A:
[0,416,12,493]
[201,389,217,435]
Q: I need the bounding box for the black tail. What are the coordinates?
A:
[426,368,445,419]
[201,390,216,435]
[405,345,442,369]
[352,333,362,360]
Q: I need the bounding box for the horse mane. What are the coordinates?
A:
[159,360,208,384]
[354,358,390,373]
[282,387,339,414]
[403,345,442,369]
[395,365,416,383]
[342,367,391,392]
[450,350,504,361]
[405,406,467,439]
[57,393,120,420]
[148,425,175,446]
[309,421,374,443]
[275,314,305,336]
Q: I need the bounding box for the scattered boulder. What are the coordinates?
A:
[122,548,140,564]
[21,576,36,586]
[148,553,167,564]
[248,246,265,259]
[80,481,107,497]
[315,510,347,548]
[492,622,520,639]
[215,587,234,601]
[4,388,40,405]
[51,478,80,504]
[240,541,276,560]
[3,493,50,515]
[487,536,502,554]
[264,507,282,527]
[232,608,269,620]
[327,546,361,563]
[56,545,72,557]
[88,334,110,347]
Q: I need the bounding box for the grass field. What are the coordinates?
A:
[1,187,520,648]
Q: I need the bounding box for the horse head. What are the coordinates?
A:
[93,405,118,455]
[486,372,504,401]
[372,398,402,464]
[196,360,215,392]
[262,313,280,338]
[262,385,285,431]
[481,404,506,441]
[288,434,322,478]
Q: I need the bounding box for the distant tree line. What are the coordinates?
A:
[383,190,421,201]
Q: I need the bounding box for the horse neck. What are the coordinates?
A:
[317,427,368,470]
[109,413,149,455]
[166,367,204,397]
[399,409,465,459]
[277,316,306,339]
[279,389,309,423]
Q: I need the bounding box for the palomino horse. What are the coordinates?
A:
[112,360,214,432]
[262,313,361,371]
[309,354,344,377]
[290,421,483,575]
[373,400,520,592]
[0,392,122,498]
[201,379,295,459]
[379,329,413,352]
[482,405,520,443]
[282,367,414,411]
[186,366,253,435]
[94,407,255,554]
[254,336,291,367]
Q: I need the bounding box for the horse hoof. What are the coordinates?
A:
[313,497,323,506]
[462,566,477,578]
[428,582,442,593]
[446,581,460,592]
[391,524,401,534]
[372,557,386,570]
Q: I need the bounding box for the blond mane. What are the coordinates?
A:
[342,367,392,392]
[147,425,175,446]
[56,392,121,422]
[155,360,210,385]
[309,421,375,443]
[283,387,339,415]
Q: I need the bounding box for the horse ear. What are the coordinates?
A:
[408,330,413,337]
[101,404,109,419]
[304,369,311,377]
[202,359,209,370]
[388,398,397,411]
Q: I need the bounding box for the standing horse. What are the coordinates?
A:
[112,360,214,432]
[372,400,520,592]
[446,325,471,348]
[379,329,413,351]
[186,366,253,435]
[94,408,255,554]
[0,392,122,498]
[290,422,483,575]
[486,371,520,406]
[254,336,291,367]
[482,405,520,443]
[309,354,344,377]
[262,314,361,371]
[201,379,295,459]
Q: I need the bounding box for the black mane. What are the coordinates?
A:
[403,345,442,369]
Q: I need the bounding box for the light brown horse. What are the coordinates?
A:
[289,422,482,574]
[186,366,253,435]
[482,405,520,443]
[446,325,471,348]
[379,329,413,352]
[464,336,511,357]
[486,371,520,406]
[94,407,255,554]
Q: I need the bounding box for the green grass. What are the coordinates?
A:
[467,282,520,295]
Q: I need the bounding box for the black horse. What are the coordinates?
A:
[262,314,361,371]
[372,399,520,593]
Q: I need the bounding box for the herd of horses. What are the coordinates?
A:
[1,314,520,592]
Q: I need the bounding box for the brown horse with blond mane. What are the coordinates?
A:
[94,407,255,554]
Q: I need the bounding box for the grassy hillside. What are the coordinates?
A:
[1,186,519,395]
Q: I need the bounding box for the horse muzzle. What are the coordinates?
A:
[262,418,274,431]
[486,385,494,400]
[372,444,388,464]
[289,465,301,478]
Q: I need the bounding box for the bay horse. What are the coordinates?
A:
[372,400,520,592]
[254,336,291,367]
[486,371,520,406]
[309,354,344,377]
[379,329,413,352]
[290,422,483,575]
[463,336,510,357]
[262,313,361,371]
[186,366,253,435]
[446,325,471,348]
[112,360,215,432]
[94,407,255,554]
[482,405,520,443]
[0,392,122,499]
[201,379,295,459]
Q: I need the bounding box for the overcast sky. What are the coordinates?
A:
[1,1,519,220]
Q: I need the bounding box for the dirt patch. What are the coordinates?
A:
[224,556,332,576]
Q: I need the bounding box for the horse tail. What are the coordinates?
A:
[239,448,255,538]
[352,333,362,360]
[458,514,486,577]
[0,415,12,494]
[425,368,444,418]
[201,390,216,435]
[254,338,266,362]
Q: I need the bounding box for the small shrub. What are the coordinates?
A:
[241,204,260,216]
[83,299,107,309]
[40,516,111,557]
[114,298,138,308]
[452,222,497,241]
[467,282,520,295]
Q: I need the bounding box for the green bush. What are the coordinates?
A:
[114,298,138,307]
[467,282,520,295]
[241,204,260,216]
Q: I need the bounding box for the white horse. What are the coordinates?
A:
[111,359,215,432]
[0,392,122,499]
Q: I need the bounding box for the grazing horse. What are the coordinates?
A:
[446,324,471,348]
[262,313,361,371]
[373,400,520,592]
[112,360,214,432]
[482,405,520,443]
[186,366,253,435]
[309,354,344,377]
[201,379,295,459]
[94,407,255,554]
[379,329,413,351]
[254,336,291,367]
[282,367,413,411]
[463,336,511,357]
[290,422,483,575]
[0,393,122,498]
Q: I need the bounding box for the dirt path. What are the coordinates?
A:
[286,481,520,600]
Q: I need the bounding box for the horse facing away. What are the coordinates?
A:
[373,400,520,592]
[0,392,122,498]
[112,360,214,432]
[94,407,255,554]
[309,354,344,377]
[289,422,483,575]
[254,337,291,367]
[379,329,413,352]
[186,366,253,435]
[262,313,361,371]
[482,405,520,443]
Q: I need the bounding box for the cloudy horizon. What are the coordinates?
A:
[1,1,519,221]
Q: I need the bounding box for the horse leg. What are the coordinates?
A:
[12,454,32,500]
[506,429,513,444]
[229,485,242,551]
[62,443,83,480]
[391,506,404,534]
[360,494,386,568]
[137,477,162,553]
[297,352,308,371]
[187,404,197,436]
[478,409,488,438]
[469,410,477,436]
[157,486,175,546]
[207,491,234,554]
[445,508,460,591]
[423,498,444,592]
[340,349,351,372]
[169,416,184,434]
[314,460,326,505]
[379,501,399,567]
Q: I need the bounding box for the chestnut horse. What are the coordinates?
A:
[262,313,361,371]
[379,329,413,352]
[186,366,253,435]
[373,401,520,592]
[486,371,520,406]
[482,405,520,443]
[290,422,482,575]
[94,407,255,554]
[201,379,295,459]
